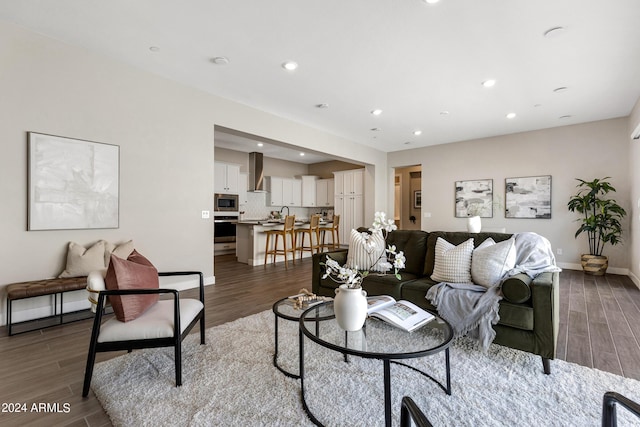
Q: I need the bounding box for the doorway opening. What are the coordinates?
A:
[393,165,422,230]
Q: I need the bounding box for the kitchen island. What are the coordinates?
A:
[236,219,331,266]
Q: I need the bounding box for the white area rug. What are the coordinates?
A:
[92,310,640,426]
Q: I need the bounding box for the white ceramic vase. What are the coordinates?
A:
[334,284,368,331]
[467,215,482,233]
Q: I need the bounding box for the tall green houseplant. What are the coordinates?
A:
[567,177,626,275]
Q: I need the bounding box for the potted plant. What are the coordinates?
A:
[567,177,627,275]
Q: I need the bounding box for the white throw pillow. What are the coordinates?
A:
[430,237,474,283]
[104,239,135,266]
[472,237,517,288]
[59,241,107,278]
[346,229,388,272]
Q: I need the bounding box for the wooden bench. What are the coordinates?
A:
[6,276,89,335]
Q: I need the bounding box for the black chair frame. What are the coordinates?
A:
[82,271,205,397]
[602,391,640,427]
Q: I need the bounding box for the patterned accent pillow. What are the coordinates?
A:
[346,229,388,272]
[105,250,159,322]
[430,237,474,283]
[472,237,516,288]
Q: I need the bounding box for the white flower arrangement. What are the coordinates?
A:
[321,212,407,289]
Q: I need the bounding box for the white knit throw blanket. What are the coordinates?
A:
[426,282,501,351]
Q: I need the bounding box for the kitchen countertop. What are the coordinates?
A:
[237,219,332,226]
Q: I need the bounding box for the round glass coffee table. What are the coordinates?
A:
[299,301,453,427]
[272,297,333,378]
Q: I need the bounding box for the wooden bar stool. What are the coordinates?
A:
[264,215,297,268]
[319,214,340,251]
[296,215,321,259]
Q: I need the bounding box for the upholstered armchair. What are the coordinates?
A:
[82,251,205,397]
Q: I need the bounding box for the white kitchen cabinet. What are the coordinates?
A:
[301,175,319,207]
[316,178,334,207]
[335,195,364,244]
[334,169,364,196]
[214,162,240,194]
[266,177,301,207]
[333,169,364,244]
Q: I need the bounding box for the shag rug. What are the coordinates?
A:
[92,310,640,426]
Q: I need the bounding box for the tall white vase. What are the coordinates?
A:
[467,215,482,233]
[334,284,368,331]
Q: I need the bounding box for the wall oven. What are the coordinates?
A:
[215,193,239,212]
[214,215,238,254]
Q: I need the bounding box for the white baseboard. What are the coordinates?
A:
[556,262,629,276]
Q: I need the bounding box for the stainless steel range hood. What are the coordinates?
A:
[248,152,266,192]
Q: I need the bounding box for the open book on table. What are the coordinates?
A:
[366,295,435,332]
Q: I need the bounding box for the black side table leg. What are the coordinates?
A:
[445,348,451,395]
[383,359,392,427]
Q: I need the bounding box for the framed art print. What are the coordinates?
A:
[414,190,422,209]
[28,132,119,230]
[455,179,493,218]
[505,175,551,219]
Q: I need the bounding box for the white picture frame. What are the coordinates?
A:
[28,132,119,230]
[505,175,552,219]
[455,179,493,218]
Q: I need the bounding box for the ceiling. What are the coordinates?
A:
[214,127,341,164]
[2,0,640,154]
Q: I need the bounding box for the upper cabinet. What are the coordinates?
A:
[334,169,364,196]
[316,178,334,207]
[266,176,302,207]
[301,175,319,207]
[214,161,240,194]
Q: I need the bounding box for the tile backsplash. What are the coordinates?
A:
[240,192,333,221]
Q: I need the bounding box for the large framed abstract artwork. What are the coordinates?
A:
[455,179,493,218]
[505,175,552,219]
[28,132,120,230]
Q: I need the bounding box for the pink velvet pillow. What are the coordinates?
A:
[105,250,159,322]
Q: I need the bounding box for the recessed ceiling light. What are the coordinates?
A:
[282,61,298,71]
[315,103,329,109]
[553,87,568,93]
[559,115,573,119]
[299,152,305,157]
[257,143,264,147]
[482,79,496,88]
[544,26,566,38]
[149,46,160,52]
[440,110,450,115]
[423,0,440,4]
[506,113,517,119]
[370,128,381,132]
[211,56,229,65]
[413,130,422,136]
[371,109,383,116]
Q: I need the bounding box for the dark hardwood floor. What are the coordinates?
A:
[1,256,639,426]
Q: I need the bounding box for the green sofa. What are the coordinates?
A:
[312,230,560,374]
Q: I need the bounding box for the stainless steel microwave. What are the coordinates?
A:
[214,193,239,212]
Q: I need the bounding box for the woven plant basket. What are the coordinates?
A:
[581,254,608,276]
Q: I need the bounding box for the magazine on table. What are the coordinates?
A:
[366,295,435,332]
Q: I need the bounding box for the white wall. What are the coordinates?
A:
[0,22,387,325]
[628,97,640,286]
[388,118,631,273]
